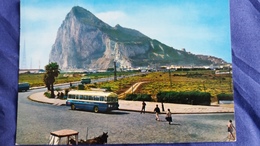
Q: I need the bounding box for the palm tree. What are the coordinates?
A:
[44,62,60,98]
[43,73,50,90]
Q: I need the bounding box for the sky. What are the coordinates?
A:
[20,0,231,69]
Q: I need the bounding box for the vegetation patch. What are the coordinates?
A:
[217,93,233,103]
[20,70,233,104]
[157,91,211,106]
[99,71,233,103]
[44,92,51,98]
[125,93,152,101]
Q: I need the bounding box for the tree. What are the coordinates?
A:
[44,62,60,98]
[43,74,50,90]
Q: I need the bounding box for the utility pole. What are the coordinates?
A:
[168,67,172,88]
[39,60,41,69]
[113,42,119,81]
[114,61,117,81]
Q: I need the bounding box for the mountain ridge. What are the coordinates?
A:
[49,6,227,70]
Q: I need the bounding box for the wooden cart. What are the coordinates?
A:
[49,129,79,145]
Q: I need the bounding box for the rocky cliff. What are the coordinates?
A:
[49,6,227,70]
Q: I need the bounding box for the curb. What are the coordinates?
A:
[117,108,234,114]
[27,96,54,105]
[28,95,234,114]
[28,95,67,106]
[27,91,234,114]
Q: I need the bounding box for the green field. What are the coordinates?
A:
[18,71,137,87]
[93,70,233,101]
[19,70,233,102]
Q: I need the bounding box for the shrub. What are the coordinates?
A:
[217,93,233,103]
[125,94,137,100]
[78,84,85,90]
[157,91,211,105]
[70,85,77,89]
[125,93,152,101]
[55,87,62,91]
[101,86,112,91]
[135,94,152,101]
[44,92,51,98]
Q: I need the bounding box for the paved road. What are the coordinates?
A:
[16,89,235,145]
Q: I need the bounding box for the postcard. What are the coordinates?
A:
[17,0,235,145]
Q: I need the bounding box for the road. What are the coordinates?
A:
[16,87,235,145]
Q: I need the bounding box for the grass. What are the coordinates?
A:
[96,70,233,102]
[18,71,138,87]
[19,70,233,102]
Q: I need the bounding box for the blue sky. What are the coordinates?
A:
[20,0,231,69]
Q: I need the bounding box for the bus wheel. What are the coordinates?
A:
[71,104,76,110]
[94,106,99,113]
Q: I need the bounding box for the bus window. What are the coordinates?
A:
[100,96,104,101]
[81,95,85,100]
[89,96,93,100]
[85,96,89,100]
[79,95,83,99]
[69,95,75,99]
[94,96,100,101]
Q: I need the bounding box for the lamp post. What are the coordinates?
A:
[161,98,165,112]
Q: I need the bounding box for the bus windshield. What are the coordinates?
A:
[107,97,118,102]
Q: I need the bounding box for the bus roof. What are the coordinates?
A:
[68,90,117,97]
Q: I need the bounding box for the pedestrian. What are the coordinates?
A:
[154,104,160,121]
[140,101,146,114]
[56,92,60,99]
[227,120,236,141]
[60,92,64,99]
[70,82,72,87]
[165,109,172,125]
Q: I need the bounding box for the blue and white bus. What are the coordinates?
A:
[66,90,119,112]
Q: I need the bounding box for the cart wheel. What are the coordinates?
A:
[71,104,75,110]
[94,106,99,113]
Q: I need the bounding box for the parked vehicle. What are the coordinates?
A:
[66,90,119,112]
[18,82,30,92]
[80,77,91,84]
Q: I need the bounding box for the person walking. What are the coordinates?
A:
[140,101,146,114]
[154,104,160,121]
[165,109,172,125]
[227,120,236,141]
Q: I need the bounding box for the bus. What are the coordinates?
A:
[66,90,119,113]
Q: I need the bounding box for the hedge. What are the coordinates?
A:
[157,91,211,105]
[125,93,152,101]
[217,93,233,103]
[78,84,85,90]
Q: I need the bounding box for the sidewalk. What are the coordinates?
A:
[28,92,234,114]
